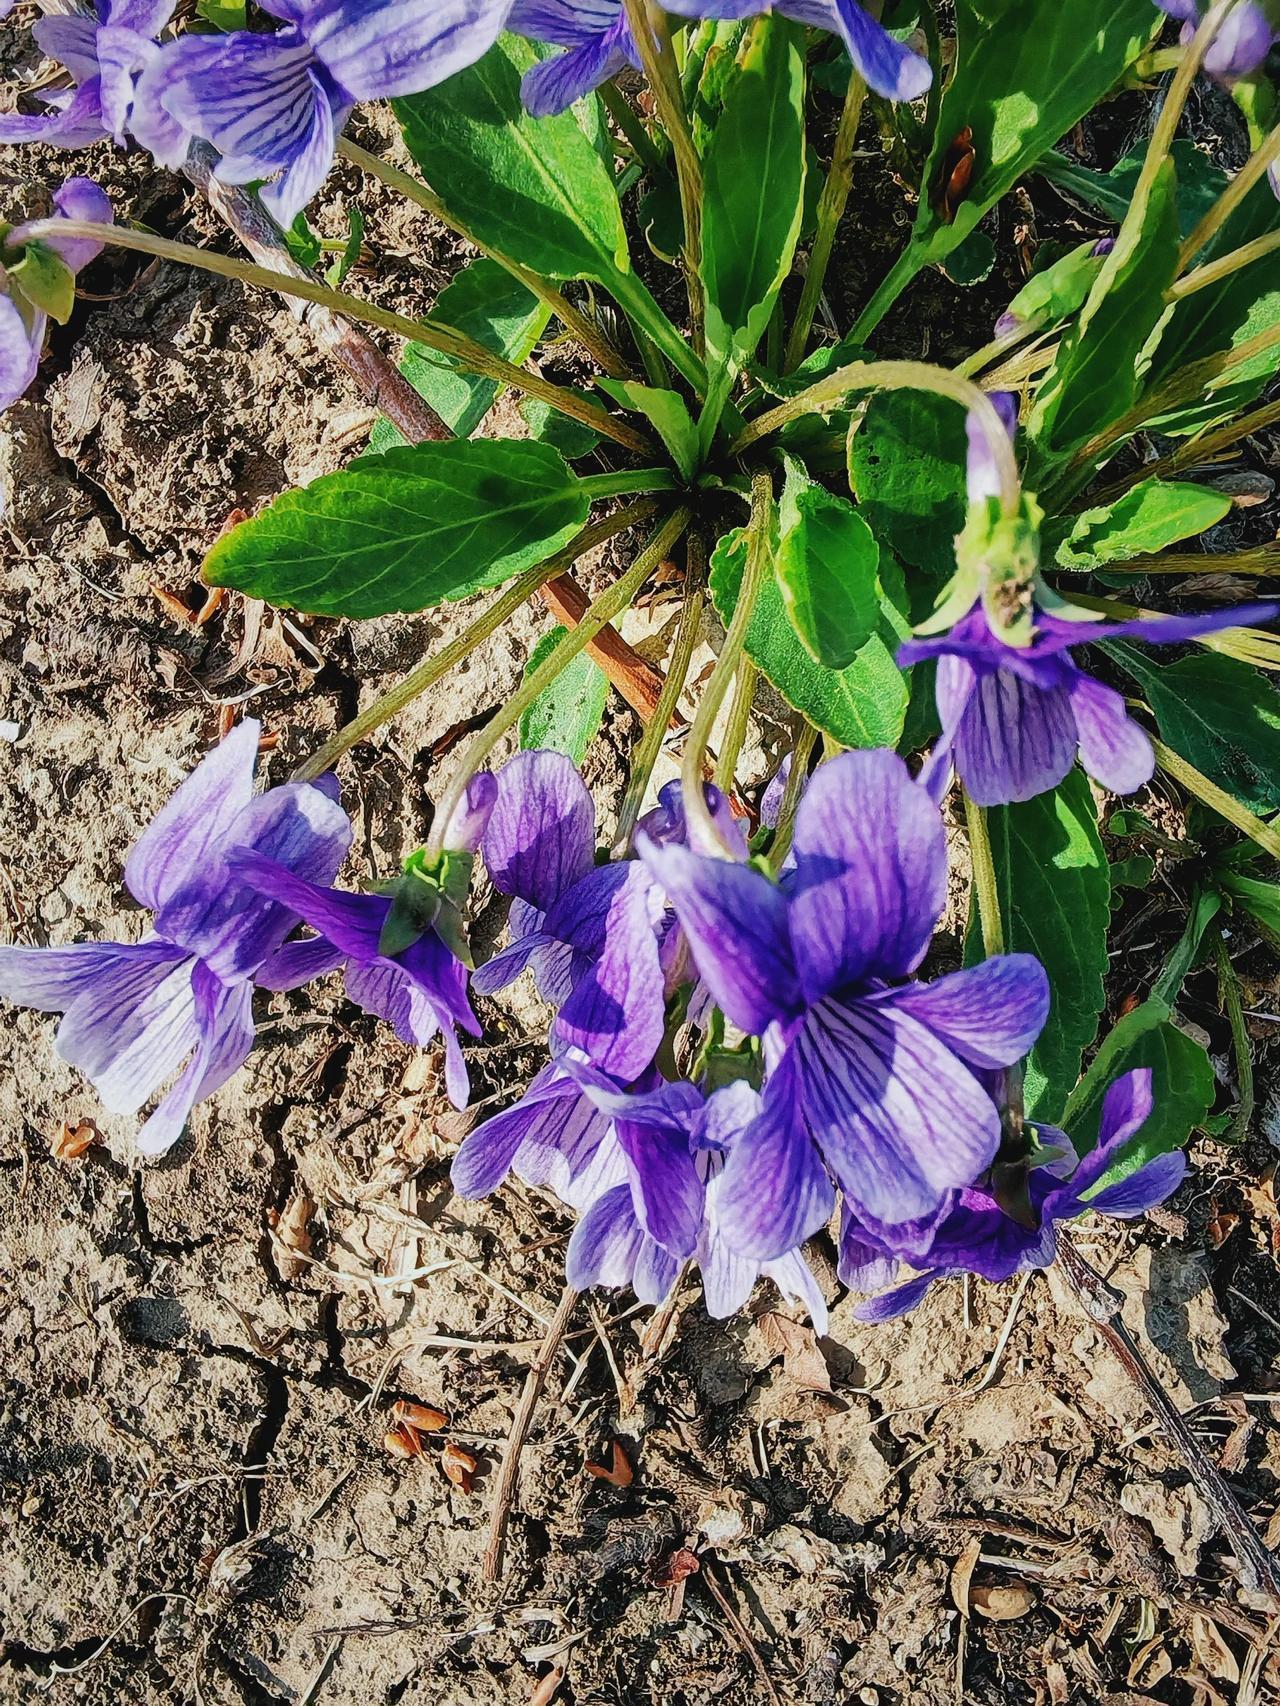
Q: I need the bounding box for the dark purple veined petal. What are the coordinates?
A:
[519,21,634,116]
[36,178,114,273]
[552,865,666,1079]
[566,1183,646,1289]
[1068,672,1154,797]
[451,1064,582,1197]
[33,12,104,82]
[793,997,1001,1225]
[853,1272,937,1322]
[881,954,1050,1072]
[785,749,947,996]
[298,0,511,100]
[1081,1151,1187,1217]
[1068,1068,1156,1196]
[0,936,183,1013]
[632,1234,681,1305]
[836,1219,899,1293]
[613,1107,703,1258]
[0,74,108,148]
[952,665,1079,806]
[136,964,255,1156]
[0,294,41,412]
[484,749,596,914]
[713,1047,836,1260]
[966,390,1018,506]
[55,949,199,1115]
[637,835,802,1034]
[256,934,346,992]
[398,928,479,1035]
[124,720,260,914]
[508,0,619,45]
[472,928,560,995]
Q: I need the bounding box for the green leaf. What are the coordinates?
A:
[519,626,609,765]
[284,211,322,270]
[1110,853,1156,895]
[394,36,629,285]
[203,439,589,619]
[369,258,550,450]
[1036,140,1227,238]
[1109,646,1280,815]
[196,0,246,27]
[325,207,364,288]
[848,390,968,578]
[1062,999,1214,1183]
[520,395,602,459]
[973,771,1111,1123]
[710,528,909,749]
[940,229,996,287]
[1049,478,1232,569]
[9,243,74,322]
[884,0,1153,287]
[597,380,699,480]
[999,240,1108,331]
[775,454,881,669]
[1030,157,1180,455]
[1220,870,1280,949]
[701,15,806,366]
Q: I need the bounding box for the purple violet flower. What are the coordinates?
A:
[901,392,1280,806]
[639,751,1051,1258]
[850,1069,1187,1319]
[509,0,930,114]
[0,720,351,1155]
[1155,0,1278,79]
[228,776,497,1111]
[0,0,176,150]
[3,177,113,415]
[473,750,668,1081]
[132,0,512,227]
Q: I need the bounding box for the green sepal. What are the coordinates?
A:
[377,847,476,966]
[8,242,76,323]
[1000,240,1107,331]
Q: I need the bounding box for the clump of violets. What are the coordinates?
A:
[900,393,1280,807]
[0,720,351,1155]
[851,1069,1187,1319]
[2,177,113,413]
[639,749,1051,1255]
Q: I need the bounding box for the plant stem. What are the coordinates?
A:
[715,659,758,792]
[1131,0,1241,216]
[624,0,706,356]
[1153,736,1280,861]
[1083,396,1280,507]
[607,267,707,396]
[293,502,658,783]
[427,506,692,856]
[337,138,636,382]
[615,562,707,850]
[730,359,1021,513]
[1215,931,1256,1144]
[578,469,682,500]
[25,218,654,457]
[952,315,1049,381]
[681,471,772,854]
[601,80,667,173]
[1179,118,1280,265]
[1056,1238,1280,1608]
[1168,227,1280,299]
[784,65,869,371]
[767,721,818,869]
[963,792,1005,958]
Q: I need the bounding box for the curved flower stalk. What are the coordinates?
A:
[473,750,669,1081]
[851,1069,1187,1319]
[902,394,1280,806]
[639,749,1052,1257]
[0,0,177,150]
[0,721,351,1155]
[2,178,113,413]
[227,774,498,1109]
[131,1,513,227]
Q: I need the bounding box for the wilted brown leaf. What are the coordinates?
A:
[652,1547,700,1588]
[585,1440,633,1487]
[392,1400,448,1434]
[756,1312,832,1392]
[51,1119,100,1161]
[970,1582,1036,1621]
[441,1441,478,1493]
[383,1423,422,1461]
[949,1536,983,1616]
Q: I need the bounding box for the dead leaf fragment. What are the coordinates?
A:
[441,1441,478,1493]
[1190,1614,1240,1684]
[392,1400,448,1434]
[969,1582,1036,1621]
[269,1187,313,1281]
[148,581,196,624]
[193,585,228,626]
[50,1118,100,1161]
[949,1536,983,1616]
[651,1547,700,1588]
[756,1311,832,1392]
[584,1440,633,1487]
[383,1423,422,1461]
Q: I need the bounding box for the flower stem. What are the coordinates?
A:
[25,218,654,457]
[1130,0,1242,217]
[615,559,707,850]
[1215,930,1255,1145]
[624,0,706,357]
[767,721,818,870]
[1083,395,1280,507]
[601,80,667,174]
[427,505,692,856]
[715,659,757,793]
[1168,226,1280,299]
[293,501,659,784]
[1179,118,1280,266]
[1152,737,1280,861]
[963,791,1005,958]
[784,64,869,371]
[731,359,1021,514]
[681,471,772,855]
[336,138,637,382]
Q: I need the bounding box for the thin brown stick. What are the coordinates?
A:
[1056,1239,1280,1608]
[540,573,669,724]
[483,1283,580,1583]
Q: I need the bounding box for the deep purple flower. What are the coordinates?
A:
[473,751,667,1081]
[510,0,929,113]
[639,751,1051,1259]
[1156,0,1278,79]
[133,0,511,227]
[228,776,496,1110]
[851,1069,1187,1319]
[3,178,113,414]
[0,1,176,149]
[0,720,351,1155]
[901,393,1279,806]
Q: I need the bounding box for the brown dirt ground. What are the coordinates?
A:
[3,29,1280,1706]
